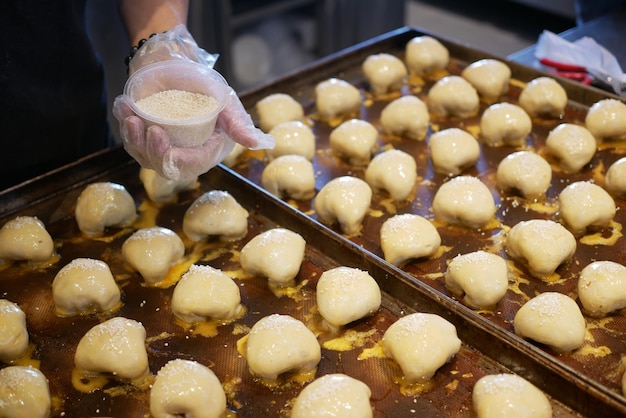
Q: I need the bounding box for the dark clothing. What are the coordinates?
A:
[0,1,111,190]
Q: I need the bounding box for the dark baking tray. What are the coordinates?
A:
[229,26,626,416]
[0,26,624,417]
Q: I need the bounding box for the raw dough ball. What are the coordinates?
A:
[240,228,306,287]
[427,75,479,118]
[182,190,249,242]
[172,264,244,324]
[267,120,316,161]
[445,251,509,310]
[480,102,532,147]
[473,373,552,418]
[139,167,197,203]
[222,143,246,167]
[291,374,373,418]
[605,157,626,198]
[544,123,596,173]
[558,181,616,235]
[365,149,417,201]
[150,359,226,418]
[585,98,626,141]
[496,151,552,200]
[75,182,136,236]
[74,317,149,380]
[380,95,430,140]
[316,266,381,327]
[380,213,441,267]
[315,78,361,121]
[514,292,586,352]
[578,260,626,317]
[382,312,461,383]
[245,314,321,380]
[329,119,378,165]
[314,176,372,235]
[405,35,449,76]
[261,155,316,200]
[432,176,496,229]
[0,216,54,262]
[362,53,407,94]
[122,226,185,283]
[0,299,29,362]
[428,128,480,176]
[52,258,121,316]
[0,366,51,418]
[518,76,567,117]
[461,59,511,101]
[256,93,304,132]
[506,219,576,280]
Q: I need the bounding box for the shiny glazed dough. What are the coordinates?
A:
[267,120,316,161]
[139,167,197,203]
[315,78,361,120]
[171,264,244,324]
[480,103,532,147]
[506,219,576,279]
[329,119,379,165]
[74,317,149,380]
[245,314,321,380]
[380,213,441,267]
[382,312,461,383]
[472,374,552,418]
[380,95,430,140]
[314,176,372,235]
[544,123,597,173]
[291,374,373,418]
[578,260,626,317]
[585,98,626,141]
[52,258,121,316]
[0,366,51,418]
[239,228,306,287]
[605,157,626,198]
[405,35,449,76]
[514,292,586,352]
[461,59,511,101]
[150,359,226,418]
[445,250,509,310]
[261,154,316,200]
[365,149,417,201]
[0,216,54,262]
[0,299,29,362]
[316,266,381,327]
[432,176,496,229]
[362,53,407,94]
[558,181,616,235]
[122,227,185,283]
[74,182,136,236]
[255,93,304,132]
[427,76,479,118]
[496,151,552,200]
[518,76,567,117]
[428,128,480,176]
[182,190,249,242]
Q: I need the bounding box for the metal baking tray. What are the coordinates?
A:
[0,26,624,417]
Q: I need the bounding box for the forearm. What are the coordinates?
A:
[118,0,189,45]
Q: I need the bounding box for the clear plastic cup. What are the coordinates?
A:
[124,60,230,147]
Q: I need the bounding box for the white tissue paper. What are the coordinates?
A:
[535,30,626,97]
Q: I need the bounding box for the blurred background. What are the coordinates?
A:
[88,0,576,141]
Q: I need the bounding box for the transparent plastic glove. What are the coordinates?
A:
[113,24,275,180]
[113,88,275,181]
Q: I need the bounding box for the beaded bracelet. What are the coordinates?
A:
[125,32,163,73]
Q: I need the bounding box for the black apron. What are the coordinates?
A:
[0,1,111,190]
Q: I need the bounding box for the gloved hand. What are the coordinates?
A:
[113,24,275,181]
